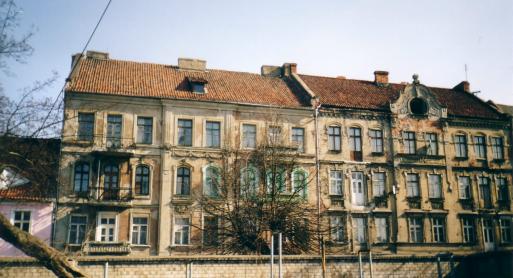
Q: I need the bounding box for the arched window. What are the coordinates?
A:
[74,162,89,193]
[241,166,259,196]
[204,166,220,197]
[292,169,308,197]
[410,98,428,115]
[135,165,150,195]
[176,167,191,196]
[266,167,286,193]
[103,164,119,200]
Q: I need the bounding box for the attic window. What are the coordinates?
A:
[410,98,428,115]
[187,77,208,94]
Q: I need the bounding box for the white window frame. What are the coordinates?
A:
[458,176,472,200]
[428,174,442,199]
[462,217,475,243]
[130,215,149,246]
[96,212,118,242]
[291,127,305,153]
[408,217,423,243]
[372,172,386,197]
[369,129,383,153]
[173,216,191,246]
[241,123,257,149]
[329,170,343,196]
[406,173,420,197]
[431,217,446,243]
[67,214,88,245]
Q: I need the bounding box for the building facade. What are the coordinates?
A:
[54,51,513,256]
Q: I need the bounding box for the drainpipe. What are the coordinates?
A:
[386,114,399,252]
[314,103,322,254]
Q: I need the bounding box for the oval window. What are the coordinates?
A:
[410,98,428,115]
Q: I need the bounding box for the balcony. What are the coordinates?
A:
[72,187,134,206]
[82,241,131,255]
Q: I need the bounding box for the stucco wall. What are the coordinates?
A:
[0,201,53,257]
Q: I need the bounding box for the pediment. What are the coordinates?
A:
[390,74,447,119]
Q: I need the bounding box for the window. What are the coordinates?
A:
[428,174,442,199]
[137,117,153,144]
[97,214,116,242]
[458,176,471,200]
[406,174,420,197]
[330,216,344,243]
[78,113,94,141]
[73,162,90,193]
[375,217,388,243]
[266,168,286,193]
[474,135,487,159]
[103,164,119,200]
[241,167,258,196]
[403,131,416,154]
[68,215,87,244]
[106,115,122,147]
[479,177,492,209]
[349,127,362,161]
[178,119,193,146]
[191,83,205,93]
[13,211,31,232]
[410,98,428,115]
[500,218,512,243]
[426,133,438,156]
[291,127,305,152]
[176,167,191,196]
[328,126,341,152]
[369,129,383,153]
[206,121,221,148]
[491,137,504,160]
[408,217,423,243]
[268,126,281,144]
[242,124,256,149]
[462,217,475,243]
[203,216,219,246]
[135,165,150,196]
[174,217,190,245]
[329,170,343,196]
[353,217,367,244]
[432,217,446,243]
[204,166,220,197]
[498,177,509,202]
[372,172,386,197]
[292,169,307,196]
[454,134,468,158]
[131,217,148,245]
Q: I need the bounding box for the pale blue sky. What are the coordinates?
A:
[5,0,513,105]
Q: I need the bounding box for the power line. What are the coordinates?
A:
[34,0,113,137]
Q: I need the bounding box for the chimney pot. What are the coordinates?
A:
[178,58,207,72]
[374,70,389,84]
[453,81,470,93]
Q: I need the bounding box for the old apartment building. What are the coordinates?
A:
[54,51,513,256]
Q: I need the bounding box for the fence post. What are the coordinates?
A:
[270,234,274,278]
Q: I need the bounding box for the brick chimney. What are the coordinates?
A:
[282,63,297,77]
[71,53,83,69]
[261,65,282,77]
[453,81,470,93]
[374,71,389,84]
[85,50,109,60]
[178,58,207,72]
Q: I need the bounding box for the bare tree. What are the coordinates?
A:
[196,128,325,255]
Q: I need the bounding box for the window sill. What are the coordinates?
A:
[454,156,468,161]
[329,194,344,197]
[370,152,384,156]
[133,195,150,200]
[328,150,341,154]
[131,244,151,248]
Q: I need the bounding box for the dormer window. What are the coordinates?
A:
[410,98,428,115]
[187,77,208,94]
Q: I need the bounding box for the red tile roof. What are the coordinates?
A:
[0,183,52,202]
[66,56,503,119]
[67,58,310,108]
[299,74,503,119]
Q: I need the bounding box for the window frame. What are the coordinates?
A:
[497,177,509,202]
[106,114,122,147]
[403,131,416,154]
[68,214,88,245]
[203,165,221,197]
[473,135,487,160]
[479,176,492,208]
[428,174,443,199]
[241,123,257,149]
[240,166,259,196]
[96,212,118,242]
[426,133,438,156]
[12,210,31,233]
[431,217,446,243]
[77,112,95,141]
[408,217,424,243]
[491,137,504,160]
[136,116,153,145]
[369,129,384,154]
[372,172,386,197]
[461,217,476,243]
[329,170,344,196]
[176,166,191,196]
[349,127,363,160]
[202,215,219,247]
[374,217,389,243]
[177,119,193,147]
[267,126,282,145]
[406,173,420,197]
[131,216,149,246]
[330,215,345,243]
[454,134,468,158]
[291,168,308,197]
[205,120,221,148]
[173,216,191,246]
[73,162,90,193]
[291,127,305,153]
[458,176,472,200]
[499,217,512,244]
[327,125,341,152]
[134,165,150,196]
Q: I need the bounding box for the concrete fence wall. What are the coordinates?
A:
[0,255,459,278]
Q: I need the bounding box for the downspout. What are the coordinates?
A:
[386,114,399,252]
[314,102,322,254]
[157,99,165,254]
